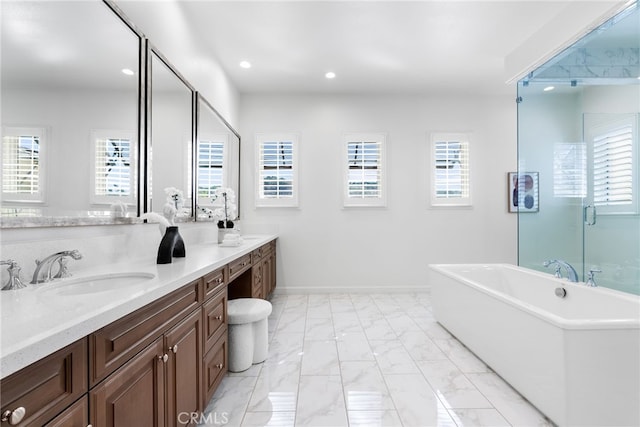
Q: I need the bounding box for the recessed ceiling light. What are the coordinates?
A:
[121,68,134,76]
[325,71,336,79]
[543,86,555,92]
[239,61,252,69]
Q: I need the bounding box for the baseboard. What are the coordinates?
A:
[272,285,431,295]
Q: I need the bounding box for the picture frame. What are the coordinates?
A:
[508,172,539,213]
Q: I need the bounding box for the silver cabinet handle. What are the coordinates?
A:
[159,353,168,363]
[1,407,26,425]
[215,315,223,320]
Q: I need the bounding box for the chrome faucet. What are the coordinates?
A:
[543,259,579,282]
[585,268,602,287]
[1,260,27,290]
[31,250,83,284]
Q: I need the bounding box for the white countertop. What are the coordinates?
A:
[0,234,277,379]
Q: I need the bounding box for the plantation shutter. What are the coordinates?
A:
[2,135,40,195]
[347,141,382,198]
[593,123,633,207]
[95,137,131,196]
[259,140,294,199]
[431,133,471,206]
[198,140,224,198]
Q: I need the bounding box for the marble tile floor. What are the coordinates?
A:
[200,293,554,427]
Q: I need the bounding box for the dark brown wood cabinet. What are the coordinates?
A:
[1,238,276,426]
[0,339,87,427]
[165,309,203,427]
[202,334,227,405]
[90,337,165,427]
[43,396,89,427]
[90,279,201,387]
[262,241,277,298]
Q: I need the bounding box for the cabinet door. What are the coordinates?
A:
[90,338,165,427]
[251,262,263,299]
[202,334,227,405]
[0,339,87,427]
[165,310,203,427]
[43,395,88,427]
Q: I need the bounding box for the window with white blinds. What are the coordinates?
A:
[256,133,298,207]
[343,133,386,207]
[91,130,135,205]
[592,120,638,213]
[553,142,587,198]
[1,127,45,202]
[430,133,471,206]
[197,138,226,200]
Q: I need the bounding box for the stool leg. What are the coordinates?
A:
[252,318,269,364]
[228,323,253,372]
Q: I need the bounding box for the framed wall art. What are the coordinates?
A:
[508,172,539,213]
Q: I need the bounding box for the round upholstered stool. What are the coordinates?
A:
[227,298,273,372]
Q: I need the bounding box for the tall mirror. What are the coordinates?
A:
[195,94,241,222]
[148,48,194,220]
[1,0,141,226]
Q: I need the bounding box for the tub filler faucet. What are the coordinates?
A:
[31,250,83,284]
[543,259,579,282]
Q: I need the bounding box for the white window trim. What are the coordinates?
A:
[197,133,228,208]
[342,133,387,208]
[587,115,638,215]
[1,126,47,204]
[89,129,136,206]
[429,132,472,207]
[255,132,299,208]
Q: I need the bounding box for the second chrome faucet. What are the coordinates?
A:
[31,250,83,284]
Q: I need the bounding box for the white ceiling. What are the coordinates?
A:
[178,1,592,96]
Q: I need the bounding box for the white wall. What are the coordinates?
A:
[239,94,518,292]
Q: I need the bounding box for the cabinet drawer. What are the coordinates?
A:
[251,247,263,263]
[0,339,87,427]
[203,288,227,353]
[203,266,227,299]
[203,334,227,405]
[90,278,201,386]
[43,395,88,427]
[228,254,251,282]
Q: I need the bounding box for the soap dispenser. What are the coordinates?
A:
[157,226,186,264]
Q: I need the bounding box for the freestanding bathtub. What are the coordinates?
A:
[429,263,640,427]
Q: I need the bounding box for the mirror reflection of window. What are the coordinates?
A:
[1,126,46,203]
[90,130,135,206]
[197,135,227,204]
[553,142,587,198]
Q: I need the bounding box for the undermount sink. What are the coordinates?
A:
[41,272,155,296]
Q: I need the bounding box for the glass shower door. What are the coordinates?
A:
[582,113,640,295]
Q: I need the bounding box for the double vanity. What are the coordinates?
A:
[0,235,277,426]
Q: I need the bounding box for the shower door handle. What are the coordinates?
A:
[584,205,597,226]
